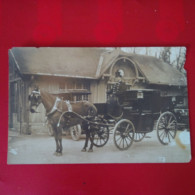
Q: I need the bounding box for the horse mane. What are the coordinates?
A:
[40,90,56,113]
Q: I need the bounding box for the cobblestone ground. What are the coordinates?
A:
[7,130,191,164]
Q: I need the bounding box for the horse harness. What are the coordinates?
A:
[46,97,73,116]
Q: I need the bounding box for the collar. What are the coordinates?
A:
[47,97,61,116]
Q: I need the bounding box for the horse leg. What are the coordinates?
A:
[53,126,63,156]
[58,127,63,154]
[82,128,89,152]
[56,126,63,155]
[53,128,60,155]
[88,131,94,152]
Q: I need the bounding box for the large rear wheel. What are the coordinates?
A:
[156,112,177,145]
[113,119,135,150]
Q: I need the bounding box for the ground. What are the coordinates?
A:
[7,129,191,164]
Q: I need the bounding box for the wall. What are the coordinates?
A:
[90,79,107,103]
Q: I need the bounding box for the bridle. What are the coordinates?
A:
[29,90,41,112]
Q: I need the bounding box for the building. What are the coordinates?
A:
[9,47,187,134]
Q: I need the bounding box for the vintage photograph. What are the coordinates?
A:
[8,47,191,164]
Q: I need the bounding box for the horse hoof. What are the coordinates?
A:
[81,148,86,152]
[54,152,62,156]
[88,149,93,152]
[57,152,62,156]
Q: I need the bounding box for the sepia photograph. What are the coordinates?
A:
[8,47,191,164]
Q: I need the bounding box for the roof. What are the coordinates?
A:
[9,47,108,79]
[9,47,187,86]
[101,50,187,86]
[128,53,187,86]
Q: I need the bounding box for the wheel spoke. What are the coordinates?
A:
[161,131,166,141]
[122,138,125,148]
[164,116,169,126]
[159,130,165,138]
[125,124,130,131]
[135,133,138,140]
[124,137,129,146]
[158,127,165,130]
[158,123,166,128]
[168,115,173,124]
[167,120,176,128]
[167,132,171,142]
[115,134,122,142]
[168,130,174,139]
[96,136,100,144]
[119,137,123,146]
[128,127,133,133]
[126,134,132,141]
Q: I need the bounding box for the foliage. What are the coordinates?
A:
[121,47,186,73]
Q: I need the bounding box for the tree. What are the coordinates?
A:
[176,47,186,73]
[159,47,171,64]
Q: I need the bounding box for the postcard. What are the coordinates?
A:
[8,47,191,164]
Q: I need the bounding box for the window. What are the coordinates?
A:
[67,80,75,89]
[59,82,65,90]
[76,81,82,89]
[83,82,90,90]
[83,94,88,101]
[83,81,90,101]
[76,95,82,101]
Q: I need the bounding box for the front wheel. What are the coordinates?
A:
[113,119,135,150]
[93,126,109,147]
[156,112,177,145]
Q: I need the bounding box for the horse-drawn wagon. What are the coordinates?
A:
[29,82,189,154]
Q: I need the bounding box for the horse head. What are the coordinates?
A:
[28,88,42,113]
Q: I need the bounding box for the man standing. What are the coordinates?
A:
[107,69,126,108]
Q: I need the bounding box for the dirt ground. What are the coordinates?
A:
[7,130,191,164]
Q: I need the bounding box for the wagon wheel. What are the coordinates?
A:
[133,133,146,142]
[70,125,82,141]
[156,111,177,145]
[93,126,109,147]
[113,119,135,150]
